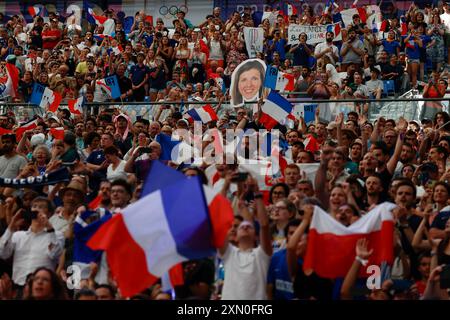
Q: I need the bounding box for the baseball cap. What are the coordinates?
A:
[327,121,338,130]
[238,221,254,230]
[30,133,46,147]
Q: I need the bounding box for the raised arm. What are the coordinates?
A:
[286,205,313,279]
[386,117,407,175]
[341,238,373,300]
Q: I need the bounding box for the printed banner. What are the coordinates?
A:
[292,103,318,124]
[0,167,70,188]
[243,27,265,58]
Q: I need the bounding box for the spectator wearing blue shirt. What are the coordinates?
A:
[405,30,423,88]
[417,25,432,82]
[289,32,313,67]
[268,30,287,63]
[267,219,301,300]
[380,30,400,56]
[130,52,150,101]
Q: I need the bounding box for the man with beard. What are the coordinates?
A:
[0,134,27,179]
[340,27,365,71]
[295,66,313,93]
[314,31,339,66]
[393,180,422,257]
[365,174,384,210]
[74,121,85,151]
[370,135,403,195]
[394,142,416,176]
[113,63,133,102]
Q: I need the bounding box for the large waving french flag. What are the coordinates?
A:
[88,161,234,297]
[84,1,108,25]
[2,63,19,99]
[303,202,396,279]
[259,90,293,130]
[184,105,218,124]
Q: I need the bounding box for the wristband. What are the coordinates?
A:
[355,256,368,266]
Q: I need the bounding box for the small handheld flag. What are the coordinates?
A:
[264,66,295,92]
[30,83,62,112]
[259,90,293,130]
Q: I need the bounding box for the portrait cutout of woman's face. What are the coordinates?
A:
[238,68,262,101]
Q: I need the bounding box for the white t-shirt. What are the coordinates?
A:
[107,160,128,182]
[440,12,450,33]
[220,244,271,300]
[314,42,339,65]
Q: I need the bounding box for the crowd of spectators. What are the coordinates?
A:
[0,2,450,301]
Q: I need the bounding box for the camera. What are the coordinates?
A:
[231,172,249,183]
[61,161,76,167]
[23,210,39,224]
[139,147,153,154]
[440,264,450,289]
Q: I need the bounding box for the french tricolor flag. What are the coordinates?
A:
[85,1,108,25]
[400,17,408,36]
[264,66,295,92]
[286,3,298,16]
[205,165,221,188]
[68,96,84,115]
[259,90,293,130]
[184,105,218,124]
[351,0,367,24]
[327,23,342,41]
[110,45,123,55]
[93,34,112,43]
[96,79,112,97]
[28,5,42,17]
[303,134,320,153]
[1,63,19,99]
[87,161,234,297]
[30,83,62,113]
[323,0,333,16]
[303,202,395,279]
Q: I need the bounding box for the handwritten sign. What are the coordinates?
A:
[288,23,342,45]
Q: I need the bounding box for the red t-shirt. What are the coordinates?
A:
[42,29,61,49]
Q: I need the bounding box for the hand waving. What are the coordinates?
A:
[356,238,373,260]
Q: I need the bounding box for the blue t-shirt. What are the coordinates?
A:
[381,40,400,56]
[292,44,312,67]
[86,150,105,166]
[405,40,420,60]
[130,64,150,86]
[431,210,450,230]
[268,38,286,61]
[267,249,295,300]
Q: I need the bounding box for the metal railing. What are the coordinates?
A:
[2,94,450,124]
